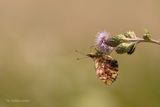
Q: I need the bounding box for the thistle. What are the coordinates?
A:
[77,29,160,86]
[105,30,160,55]
[96,32,113,54]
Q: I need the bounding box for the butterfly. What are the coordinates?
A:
[87,50,119,85]
[76,31,119,85]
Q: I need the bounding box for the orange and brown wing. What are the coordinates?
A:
[94,55,118,85]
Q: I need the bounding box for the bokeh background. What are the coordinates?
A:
[0,0,160,107]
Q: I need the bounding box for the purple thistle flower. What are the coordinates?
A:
[96,31,113,54]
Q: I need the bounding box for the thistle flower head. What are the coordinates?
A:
[96,32,113,54]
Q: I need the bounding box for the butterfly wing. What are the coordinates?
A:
[94,55,119,85]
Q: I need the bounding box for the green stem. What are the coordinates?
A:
[148,39,160,45]
[124,38,160,45]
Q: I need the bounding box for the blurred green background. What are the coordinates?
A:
[0,0,160,107]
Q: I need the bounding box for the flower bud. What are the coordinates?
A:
[124,31,136,39]
[105,34,127,47]
[115,43,136,54]
[143,29,151,40]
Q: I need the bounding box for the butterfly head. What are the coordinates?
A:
[86,53,96,58]
[86,51,103,59]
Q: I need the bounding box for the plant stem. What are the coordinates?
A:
[124,38,160,45]
[148,39,160,45]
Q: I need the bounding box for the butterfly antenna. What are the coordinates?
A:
[75,50,86,55]
[76,56,89,60]
[75,50,90,60]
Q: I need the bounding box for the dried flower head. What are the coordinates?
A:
[96,32,113,54]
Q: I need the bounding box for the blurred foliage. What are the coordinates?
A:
[0,0,160,107]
